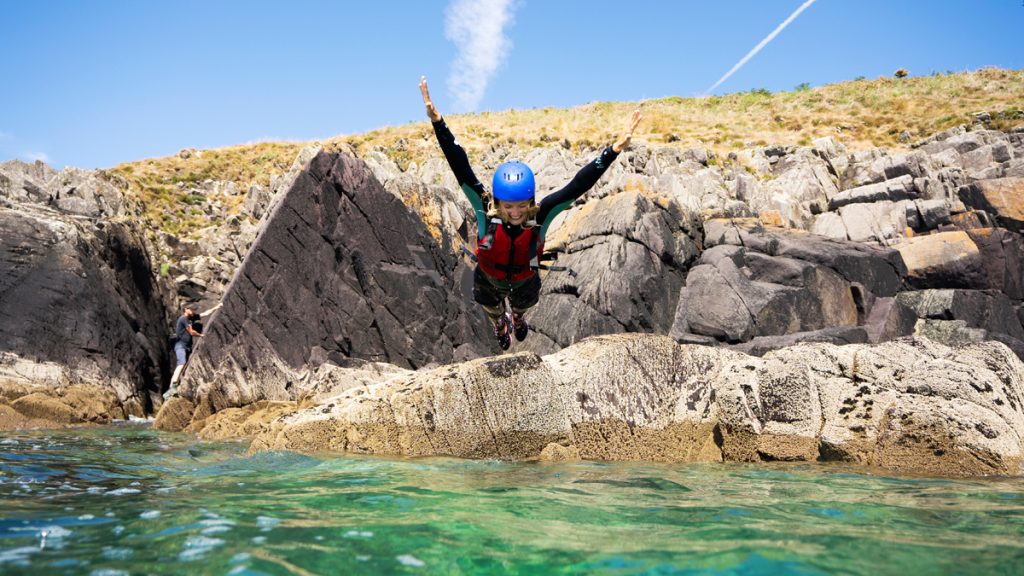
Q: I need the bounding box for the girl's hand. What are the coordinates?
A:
[612,106,643,153]
[420,76,442,122]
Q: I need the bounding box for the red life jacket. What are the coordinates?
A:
[475,218,542,283]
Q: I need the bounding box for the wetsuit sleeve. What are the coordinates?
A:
[432,118,489,240]
[536,146,619,238]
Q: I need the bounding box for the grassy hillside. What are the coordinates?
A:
[111,67,1023,241]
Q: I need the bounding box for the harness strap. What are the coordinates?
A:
[461,243,576,276]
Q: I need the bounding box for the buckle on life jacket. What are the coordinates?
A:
[478,218,504,250]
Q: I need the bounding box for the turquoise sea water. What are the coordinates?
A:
[1,425,1023,575]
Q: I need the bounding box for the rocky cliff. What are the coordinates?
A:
[0,160,169,424]
[159,333,1024,477]
[5,115,1024,477]
[174,150,494,415]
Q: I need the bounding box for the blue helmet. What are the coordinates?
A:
[492,161,535,202]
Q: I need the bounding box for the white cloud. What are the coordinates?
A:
[23,151,50,163]
[706,0,818,94]
[444,0,519,112]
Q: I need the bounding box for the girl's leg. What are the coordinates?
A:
[473,269,513,349]
[509,274,541,341]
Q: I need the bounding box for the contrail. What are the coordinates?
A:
[705,0,818,95]
[444,0,518,112]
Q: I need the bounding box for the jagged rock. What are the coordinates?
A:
[959,143,1014,178]
[0,204,168,409]
[0,383,135,430]
[376,172,468,252]
[840,150,936,190]
[912,125,968,150]
[965,227,1024,299]
[913,166,970,204]
[524,190,700,354]
[895,231,986,288]
[174,151,493,413]
[896,289,1024,341]
[704,220,907,296]
[241,184,273,220]
[811,136,849,179]
[242,333,1024,477]
[679,244,858,342]
[808,211,847,240]
[676,221,908,347]
[913,319,988,347]
[908,198,953,231]
[958,177,1024,232]
[301,359,413,404]
[761,148,839,225]
[153,396,197,431]
[526,146,583,196]
[0,161,127,218]
[832,200,910,244]
[196,400,300,440]
[731,326,869,356]
[917,129,1001,156]
[828,174,917,211]
[860,296,918,344]
[1005,158,1024,178]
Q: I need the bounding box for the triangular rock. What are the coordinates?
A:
[180,151,491,411]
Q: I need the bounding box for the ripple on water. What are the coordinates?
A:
[179,536,225,562]
[90,569,130,576]
[105,488,141,496]
[0,546,38,567]
[255,516,280,531]
[397,554,425,567]
[3,429,1024,575]
[101,546,134,560]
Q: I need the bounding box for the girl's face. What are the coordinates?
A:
[497,199,533,225]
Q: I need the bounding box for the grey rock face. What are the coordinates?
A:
[897,289,1024,341]
[958,177,1024,232]
[965,227,1024,299]
[840,150,936,190]
[760,149,839,225]
[524,190,701,354]
[247,333,1024,477]
[0,204,166,410]
[179,151,493,412]
[832,200,910,244]
[0,160,128,218]
[675,220,910,346]
[827,174,917,211]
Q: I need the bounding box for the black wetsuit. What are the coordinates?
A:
[432,118,619,311]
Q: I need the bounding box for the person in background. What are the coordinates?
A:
[164,304,202,399]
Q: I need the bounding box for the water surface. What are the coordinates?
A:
[2,425,1023,574]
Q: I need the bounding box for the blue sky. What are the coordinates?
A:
[2,0,1022,169]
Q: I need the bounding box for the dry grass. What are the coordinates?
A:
[113,68,1024,242]
[110,141,304,238]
